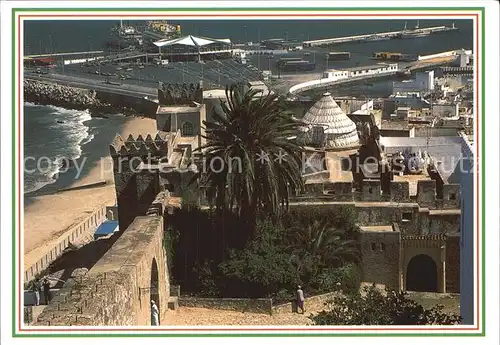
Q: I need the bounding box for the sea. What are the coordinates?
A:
[23,19,474,199]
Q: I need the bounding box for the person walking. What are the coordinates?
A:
[33,279,41,306]
[42,278,51,305]
[296,285,305,314]
[151,300,159,326]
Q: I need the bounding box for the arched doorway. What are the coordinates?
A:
[406,254,438,292]
[150,258,160,323]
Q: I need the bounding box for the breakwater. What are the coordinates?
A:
[24,80,140,116]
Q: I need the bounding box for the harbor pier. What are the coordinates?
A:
[303,25,457,47]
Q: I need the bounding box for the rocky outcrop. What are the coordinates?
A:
[24,80,138,116]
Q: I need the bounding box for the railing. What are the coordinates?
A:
[24,205,108,283]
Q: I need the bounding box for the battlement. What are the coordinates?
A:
[109,132,171,157]
[158,82,203,105]
[298,179,460,209]
[403,233,447,248]
[416,180,461,209]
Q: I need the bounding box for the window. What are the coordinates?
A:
[402,212,413,222]
[181,122,194,136]
[449,193,457,200]
[371,243,377,250]
[368,187,373,194]
[381,243,386,251]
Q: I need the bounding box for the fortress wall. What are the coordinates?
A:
[360,229,401,290]
[34,216,169,326]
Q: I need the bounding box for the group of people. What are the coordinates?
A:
[32,278,51,306]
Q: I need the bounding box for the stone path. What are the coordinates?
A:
[162,307,320,326]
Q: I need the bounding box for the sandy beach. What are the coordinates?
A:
[23,116,157,270]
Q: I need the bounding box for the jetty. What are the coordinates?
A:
[24,50,104,59]
[303,25,457,47]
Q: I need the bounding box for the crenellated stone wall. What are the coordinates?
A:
[109,133,173,231]
[157,83,203,105]
[297,179,461,210]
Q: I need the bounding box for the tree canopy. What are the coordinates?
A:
[311,284,462,325]
[195,85,305,235]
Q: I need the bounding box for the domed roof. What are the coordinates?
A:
[299,92,360,149]
[300,92,357,135]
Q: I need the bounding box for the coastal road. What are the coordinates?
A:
[25,72,158,99]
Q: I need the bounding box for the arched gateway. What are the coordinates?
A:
[406,254,438,292]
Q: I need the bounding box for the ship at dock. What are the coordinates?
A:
[397,21,431,39]
[326,51,351,61]
[106,20,181,51]
[106,20,144,50]
[277,57,316,72]
[142,20,182,51]
[372,51,418,62]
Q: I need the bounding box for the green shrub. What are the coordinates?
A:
[311,284,462,325]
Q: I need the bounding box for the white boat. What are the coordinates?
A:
[401,30,430,39]
[365,35,390,42]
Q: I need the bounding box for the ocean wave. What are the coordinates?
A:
[24,156,63,194]
[24,106,95,194]
[80,133,95,146]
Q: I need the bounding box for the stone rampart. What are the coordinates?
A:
[33,216,169,326]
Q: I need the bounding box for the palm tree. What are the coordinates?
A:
[287,220,360,274]
[196,84,304,236]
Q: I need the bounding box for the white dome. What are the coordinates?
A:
[300,92,360,149]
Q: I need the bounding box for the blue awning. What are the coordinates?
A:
[94,220,119,239]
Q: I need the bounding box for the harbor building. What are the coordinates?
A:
[153,35,232,62]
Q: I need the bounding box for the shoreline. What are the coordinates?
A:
[23,115,157,271]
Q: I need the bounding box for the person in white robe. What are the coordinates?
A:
[151,300,159,326]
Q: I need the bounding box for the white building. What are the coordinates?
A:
[390,92,430,109]
[322,69,349,81]
[392,71,435,94]
[347,63,398,78]
[416,70,435,91]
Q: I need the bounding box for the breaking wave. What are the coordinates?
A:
[24,104,94,194]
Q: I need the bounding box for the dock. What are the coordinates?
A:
[303,25,457,47]
[24,50,104,59]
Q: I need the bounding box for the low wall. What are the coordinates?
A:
[24,205,108,283]
[179,297,273,315]
[271,291,340,314]
[418,50,458,61]
[289,72,397,95]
